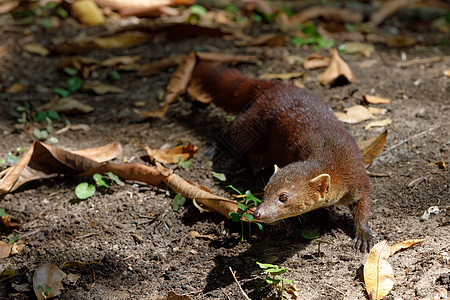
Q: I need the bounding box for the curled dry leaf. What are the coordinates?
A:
[302,53,330,70]
[0,141,122,194]
[6,83,25,93]
[289,6,362,26]
[370,0,411,27]
[259,72,304,81]
[363,95,391,104]
[33,263,67,300]
[364,240,395,300]
[368,107,387,115]
[0,241,13,258]
[187,79,213,104]
[249,33,285,47]
[71,0,105,26]
[390,239,426,256]
[340,42,375,57]
[163,51,196,106]
[145,143,198,164]
[10,240,25,255]
[365,119,392,130]
[335,105,374,124]
[360,130,387,168]
[196,52,258,64]
[138,54,187,77]
[52,31,153,55]
[318,49,355,85]
[58,56,100,78]
[0,1,19,15]
[82,81,125,94]
[23,44,50,56]
[137,104,169,119]
[41,98,95,114]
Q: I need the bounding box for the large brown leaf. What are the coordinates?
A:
[138,54,188,77]
[318,48,355,85]
[0,141,122,195]
[360,130,387,168]
[145,144,198,164]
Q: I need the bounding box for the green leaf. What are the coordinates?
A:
[8,233,18,244]
[265,276,280,285]
[40,19,51,29]
[0,209,7,217]
[171,193,186,212]
[34,111,48,122]
[0,159,5,164]
[245,190,261,206]
[93,173,109,188]
[255,222,263,231]
[109,71,120,81]
[251,13,262,23]
[75,182,96,200]
[291,36,318,46]
[243,213,254,222]
[47,110,60,120]
[317,38,334,49]
[256,262,278,269]
[54,87,70,98]
[178,158,192,169]
[228,212,241,222]
[301,22,318,36]
[282,278,293,284]
[190,4,207,16]
[49,137,59,144]
[66,76,83,92]
[63,67,78,76]
[33,128,49,140]
[210,171,226,181]
[225,115,236,123]
[301,229,320,240]
[7,152,18,163]
[56,7,68,18]
[16,147,26,153]
[237,203,247,210]
[107,172,121,185]
[226,185,242,195]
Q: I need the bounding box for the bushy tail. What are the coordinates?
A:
[189,61,268,114]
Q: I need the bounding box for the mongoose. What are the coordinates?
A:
[189,61,375,252]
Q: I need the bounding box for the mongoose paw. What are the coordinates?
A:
[354,229,376,253]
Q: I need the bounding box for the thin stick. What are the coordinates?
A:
[324,283,345,295]
[383,125,444,153]
[397,56,450,67]
[229,267,251,300]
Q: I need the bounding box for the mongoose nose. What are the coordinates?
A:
[253,210,261,219]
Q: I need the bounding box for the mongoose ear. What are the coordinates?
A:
[308,174,331,199]
[273,164,280,174]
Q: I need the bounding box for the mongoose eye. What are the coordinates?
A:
[279,193,289,202]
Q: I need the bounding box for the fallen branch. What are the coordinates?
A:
[229,267,251,300]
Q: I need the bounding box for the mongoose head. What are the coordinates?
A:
[253,162,331,223]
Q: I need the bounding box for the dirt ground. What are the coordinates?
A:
[0,7,449,300]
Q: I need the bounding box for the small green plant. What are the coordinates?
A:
[75,172,121,200]
[54,76,83,98]
[256,262,292,298]
[301,228,333,257]
[0,209,7,217]
[32,110,60,141]
[37,284,53,298]
[210,171,226,182]
[291,22,334,50]
[227,185,262,241]
[188,4,207,23]
[171,193,186,212]
[178,158,192,170]
[8,232,19,244]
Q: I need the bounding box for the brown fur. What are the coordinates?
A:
[190,61,375,252]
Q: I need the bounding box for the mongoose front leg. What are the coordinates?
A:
[350,195,375,252]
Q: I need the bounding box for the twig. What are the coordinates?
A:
[229,267,251,300]
[366,171,392,177]
[383,125,443,153]
[75,232,98,239]
[324,283,345,295]
[397,56,450,67]
[20,229,41,238]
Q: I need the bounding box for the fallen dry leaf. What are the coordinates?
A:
[41,98,94,114]
[145,144,198,164]
[23,44,50,56]
[364,240,395,300]
[10,240,25,255]
[363,95,391,104]
[93,0,190,17]
[138,54,187,77]
[196,52,258,64]
[259,72,304,80]
[289,6,362,26]
[0,141,122,194]
[161,291,193,300]
[370,0,411,27]
[137,104,169,119]
[318,48,355,85]
[0,211,21,231]
[52,31,153,55]
[33,263,67,300]
[82,81,125,94]
[335,105,374,124]
[302,53,330,70]
[249,33,285,47]
[390,239,426,256]
[386,35,415,48]
[58,56,100,78]
[187,79,213,104]
[360,130,387,168]
[101,55,141,67]
[55,124,90,134]
[340,42,375,57]
[71,0,105,26]
[6,83,25,93]
[365,119,392,130]
[0,241,13,258]
[368,107,387,115]
[189,230,215,240]
[0,1,19,15]
[444,70,450,77]
[164,51,196,105]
